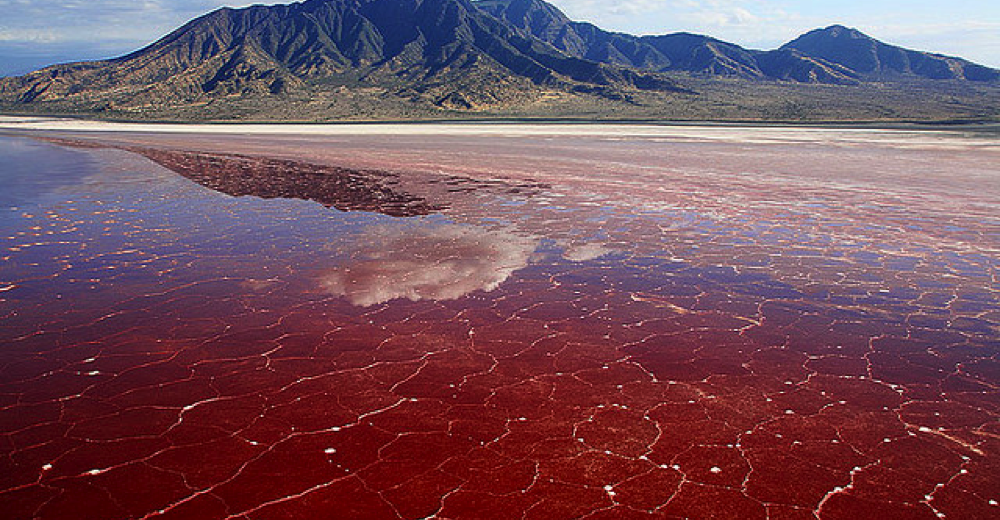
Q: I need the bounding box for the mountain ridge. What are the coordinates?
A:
[1,0,997,121]
[0,0,679,110]
[480,0,997,84]
[782,25,999,82]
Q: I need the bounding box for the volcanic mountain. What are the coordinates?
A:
[0,0,997,121]
[0,0,676,116]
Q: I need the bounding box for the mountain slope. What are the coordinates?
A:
[640,33,762,77]
[754,48,859,85]
[0,0,679,114]
[783,25,1000,82]
[0,0,997,121]
[475,0,854,82]
[475,0,999,85]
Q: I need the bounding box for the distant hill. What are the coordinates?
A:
[479,0,998,85]
[781,25,999,82]
[0,0,997,121]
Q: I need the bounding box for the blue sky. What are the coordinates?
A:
[1,0,998,76]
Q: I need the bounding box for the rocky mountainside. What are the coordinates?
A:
[0,0,676,114]
[0,0,997,121]
[781,25,999,82]
[479,0,998,85]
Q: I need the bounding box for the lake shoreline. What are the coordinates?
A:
[2,114,999,136]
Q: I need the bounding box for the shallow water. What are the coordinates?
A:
[0,129,998,519]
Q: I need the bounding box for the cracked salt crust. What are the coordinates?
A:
[0,127,997,519]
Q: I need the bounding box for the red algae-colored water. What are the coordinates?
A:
[0,125,998,519]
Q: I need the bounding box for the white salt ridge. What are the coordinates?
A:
[1,117,992,150]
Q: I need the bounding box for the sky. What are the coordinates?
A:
[1,0,998,76]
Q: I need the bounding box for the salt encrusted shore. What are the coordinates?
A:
[2,116,996,149]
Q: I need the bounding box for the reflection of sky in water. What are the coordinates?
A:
[0,135,396,302]
[561,242,612,262]
[0,136,97,213]
[322,223,538,306]
[0,136,569,310]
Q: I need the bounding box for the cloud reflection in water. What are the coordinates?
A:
[322,223,538,306]
[562,242,612,262]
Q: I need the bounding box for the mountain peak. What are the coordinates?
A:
[781,25,875,51]
[475,0,572,39]
[0,0,679,115]
[782,23,997,80]
[1,0,997,120]
[814,25,869,38]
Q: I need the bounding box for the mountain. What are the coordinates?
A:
[478,0,756,76]
[477,0,670,71]
[476,0,833,82]
[0,0,997,121]
[783,25,1000,82]
[476,0,997,85]
[754,48,859,85]
[0,0,677,116]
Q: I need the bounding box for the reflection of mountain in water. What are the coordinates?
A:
[322,223,537,306]
[135,148,445,217]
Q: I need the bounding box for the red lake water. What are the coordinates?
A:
[0,125,998,519]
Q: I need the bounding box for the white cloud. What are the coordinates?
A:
[0,28,60,43]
